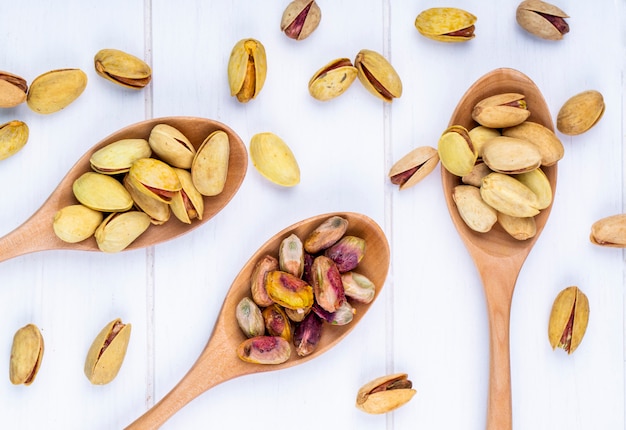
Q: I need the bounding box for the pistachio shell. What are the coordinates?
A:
[497,212,537,240]
[556,90,605,136]
[250,132,300,187]
[308,58,358,101]
[503,121,564,166]
[0,71,27,107]
[356,373,416,414]
[481,136,542,174]
[472,93,530,128]
[354,49,402,102]
[548,286,589,354]
[461,161,493,187]
[0,120,29,161]
[516,0,569,41]
[228,38,267,103]
[388,146,439,190]
[453,185,498,233]
[94,211,151,253]
[84,318,131,384]
[90,138,152,174]
[9,324,44,386]
[127,157,182,203]
[468,126,500,157]
[437,125,477,177]
[513,168,552,209]
[480,172,540,217]
[191,130,230,196]
[170,168,204,224]
[123,175,170,225]
[94,48,152,89]
[415,7,477,42]
[590,214,626,247]
[73,172,134,212]
[281,0,321,41]
[53,204,104,243]
[148,124,196,169]
[27,68,87,114]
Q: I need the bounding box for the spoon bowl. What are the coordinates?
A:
[0,116,247,262]
[441,68,557,429]
[125,211,390,429]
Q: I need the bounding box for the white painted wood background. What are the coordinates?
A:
[0,1,624,429]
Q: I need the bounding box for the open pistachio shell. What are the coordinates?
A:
[438,125,477,177]
[191,130,230,196]
[354,49,402,102]
[356,373,416,414]
[308,58,357,101]
[95,211,151,253]
[73,172,133,212]
[250,132,300,187]
[0,71,28,108]
[548,286,589,354]
[415,7,476,42]
[472,93,530,128]
[148,124,196,169]
[123,175,171,225]
[228,38,267,103]
[281,0,321,41]
[53,204,104,243]
[590,214,626,247]
[170,168,204,223]
[556,90,605,136]
[90,138,152,174]
[481,136,542,174]
[127,157,182,203]
[84,318,131,384]
[9,324,44,386]
[503,121,564,166]
[27,68,87,114]
[94,48,152,89]
[389,146,439,190]
[516,0,569,41]
[0,120,29,161]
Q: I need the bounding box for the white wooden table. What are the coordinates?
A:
[1,1,624,429]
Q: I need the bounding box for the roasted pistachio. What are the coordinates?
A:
[472,93,530,128]
[263,304,292,341]
[415,7,476,42]
[308,58,357,101]
[127,157,182,203]
[303,215,348,253]
[468,126,500,157]
[389,146,439,190]
[237,336,291,364]
[9,324,44,386]
[84,318,131,384]
[590,214,626,247]
[516,0,569,41]
[90,138,152,174]
[250,132,300,187]
[354,49,402,103]
[228,38,267,103]
[481,136,542,174]
[548,286,589,354]
[236,297,265,338]
[503,121,564,166]
[356,373,416,414]
[170,168,204,224]
[250,255,280,307]
[556,90,605,136]
[73,171,134,212]
[480,172,540,218]
[324,235,365,273]
[311,255,345,313]
[497,212,537,240]
[53,204,104,243]
[453,185,498,233]
[0,71,27,108]
[94,48,152,89]
[293,311,322,357]
[461,162,493,187]
[341,271,376,304]
[27,68,87,114]
[279,233,305,278]
[513,168,552,210]
[148,124,196,169]
[192,130,230,196]
[265,270,314,310]
[124,175,171,225]
[437,125,477,177]
[0,120,29,161]
[281,0,321,41]
[94,211,151,253]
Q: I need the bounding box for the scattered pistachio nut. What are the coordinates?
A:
[53,204,104,243]
[281,0,321,41]
[415,7,477,42]
[437,125,477,177]
[0,71,28,108]
[95,211,151,253]
[27,68,87,114]
[356,373,416,414]
[516,0,569,41]
[548,286,589,354]
[228,38,267,103]
[9,324,44,386]
[250,132,300,187]
[354,49,402,103]
[556,90,605,136]
[308,58,358,101]
[0,120,29,161]
[84,318,131,384]
[389,146,439,190]
[590,214,626,247]
[472,93,530,128]
[94,48,152,89]
[191,130,230,196]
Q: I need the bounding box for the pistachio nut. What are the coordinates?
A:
[279,233,305,278]
[285,306,310,323]
[281,0,321,41]
[354,49,402,103]
[556,90,605,136]
[415,7,476,42]
[480,172,540,217]
[73,171,134,212]
[461,161,493,187]
[497,212,537,240]
[0,71,27,108]
[127,157,182,203]
[53,204,104,243]
[356,373,416,414]
[303,215,348,254]
[437,125,477,177]
[90,138,152,174]
[590,214,626,247]
[236,297,265,338]
[516,0,569,41]
[313,300,355,326]
[308,58,358,101]
[123,174,171,225]
[472,93,530,128]
[468,126,500,157]
[148,124,196,169]
[513,168,552,209]
[548,286,589,354]
[94,48,152,89]
[27,68,87,114]
[293,311,322,357]
[324,235,365,273]
[9,324,44,386]
[237,336,292,364]
[170,168,204,224]
[503,121,564,166]
[389,146,439,190]
[191,130,230,196]
[481,136,542,174]
[453,185,498,233]
[265,270,314,310]
[250,255,279,307]
[94,211,151,253]
[263,304,292,341]
[84,318,131,384]
[250,132,300,187]
[228,38,267,103]
[311,255,345,313]
[0,120,29,161]
[341,271,376,304]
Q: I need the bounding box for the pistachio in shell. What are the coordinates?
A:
[228,38,267,103]
[27,68,87,114]
[53,204,104,243]
[191,130,230,196]
[170,168,204,224]
[90,138,152,174]
[148,124,196,169]
[453,185,498,233]
[548,286,589,354]
[590,214,626,247]
[516,0,569,41]
[481,136,542,174]
[480,172,540,218]
[415,7,477,42]
[9,324,44,386]
[84,318,131,384]
[437,125,477,177]
[503,121,564,166]
[94,211,151,253]
[308,58,357,101]
[250,132,300,187]
[513,168,552,210]
[0,120,29,161]
[281,0,321,41]
[389,146,439,190]
[0,71,28,108]
[497,212,537,241]
[468,126,500,158]
[127,157,182,203]
[472,93,530,128]
[73,171,134,212]
[556,90,605,136]
[354,49,402,103]
[123,174,171,225]
[94,48,152,89]
[356,373,416,414]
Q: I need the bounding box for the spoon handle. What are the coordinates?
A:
[0,208,55,263]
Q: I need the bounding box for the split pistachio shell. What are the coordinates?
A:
[516,0,569,41]
[481,136,542,174]
[170,168,204,223]
[250,132,300,187]
[354,49,402,103]
[0,71,27,107]
[556,90,605,136]
[503,121,564,166]
[438,125,477,177]
[0,120,29,161]
[236,297,265,338]
[94,48,152,89]
[9,324,44,385]
[228,38,267,103]
[462,162,493,187]
[356,373,416,414]
[497,212,537,240]
[279,233,305,278]
[53,204,104,243]
[468,126,500,157]
[27,68,87,114]
[148,124,196,169]
[548,286,589,354]
[237,336,291,364]
[513,168,552,209]
[480,172,540,217]
[415,7,476,42]
[304,215,349,254]
[453,185,498,233]
[73,172,134,212]
[94,211,151,253]
[127,157,182,203]
[90,138,152,174]
[281,0,321,41]
[123,175,171,225]
[84,318,131,384]
[308,58,358,101]
[472,93,530,128]
[389,146,439,190]
[590,214,626,247]
[191,130,230,196]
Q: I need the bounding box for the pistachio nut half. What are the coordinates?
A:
[590,214,626,247]
[27,68,87,114]
[481,136,542,174]
[90,138,152,174]
[250,132,300,187]
[556,90,605,136]
[356,373,416,414]
[472,93,530,128]
[389,146,439,190]
[281,0,321,41]
[148,124,196,169]
[53,204,104,243]
[95,211,151,253]
[228,38,267,103]
[415,7,477,42]
[127,157,182,203]
[453,185,498,233]
[548,286,589,354]
[0,120,29,161]
[354,49,402,103]
[503,121,564,166]
[516,0,569,41]
[170,168,204,224]
[0,71,28,108]
[191,130,230,196]
[94,48,152,89]
[73,171,134,212]
[9,324,44,385]
[480,172,540,218]
[437,125,477,177]
[84,318,131,384]
[308,58,358,102]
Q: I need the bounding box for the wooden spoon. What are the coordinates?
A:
[124,211,390,429]
[441,68,557,430]
[0,116,247,263]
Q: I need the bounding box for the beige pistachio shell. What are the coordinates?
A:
[481,136,542,174]
[437,125,477,177]
[94,48,152,89]
[0,120,29,161]
[9,324,44,386]
[389,146,439,190]
[354,49,402,102]
[497,212,537,240]
[281,0,321,41]
[73,172,134,212]
[516,0,569,41]
[356,373,416,414]
[95,211,151,253]
[480,172,540,217]
[123,175,170,225]
[415,7,476,42]
[84,318,131,384]
[250,132,300,187]
[556,90,605,136]
[170,168,204,223]
[590,214,626,247]
[90,138,152,174]
[53,204,104,243]
[127,157,182,203]
[548,286,589,354]
[513,168,552,209]
[148,124,196,169]
[228,38,267,103]
[191,130,230,196]
[27,68,87,114]
[462,162,493,187]
[503,121,564,166]
[472,93,530,128]
[0,71,28,108]
[468,126,500,157]
[453,185,498,233]
[308,58,358,101]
